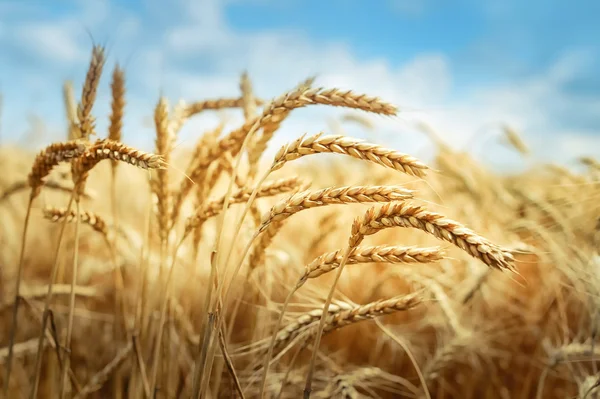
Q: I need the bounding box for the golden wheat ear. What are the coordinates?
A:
[76,44,106,140]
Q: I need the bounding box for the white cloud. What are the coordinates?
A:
[14,23,87,63]
[1,0,597,169]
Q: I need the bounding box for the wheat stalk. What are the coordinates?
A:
[5,140,88,394]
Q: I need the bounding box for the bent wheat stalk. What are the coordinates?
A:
[57,141,165,398]
[5,140,86,396]
[303,201,515,397]
[258,246,442,397]
[204,134,427,397]
[196,85,402,396]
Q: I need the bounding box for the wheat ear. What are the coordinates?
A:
[277,293,421,356]
[151,96,172,242]
[272,133,428,177]
[76,45,105,140]
[249,184,413,281]
[63,81,78,140]
[353,202,515,270]
[259,185,414,231]
[258,246,441,397]
[71,139,166,199]
[107,63,125,236]
[43,206,108,237]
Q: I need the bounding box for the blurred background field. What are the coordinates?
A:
[0,1,599,398]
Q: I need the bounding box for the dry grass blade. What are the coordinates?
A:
[271,133,428,177]
[73,342,133,398]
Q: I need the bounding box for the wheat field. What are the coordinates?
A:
[1,44,599,399]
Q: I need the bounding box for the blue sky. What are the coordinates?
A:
[0,0,598,168]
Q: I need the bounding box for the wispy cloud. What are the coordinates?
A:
[0,0,597,168]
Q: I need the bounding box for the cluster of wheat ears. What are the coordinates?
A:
[0,44,599,399]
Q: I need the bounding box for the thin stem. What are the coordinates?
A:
[375,319,431,399]
[148,239,183,394]
[195,119,264,397]
[3,196,33,396]
[303,245,354,398]
[258,282,302,398]
[59,199,81,398]
[30,193,75,399]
